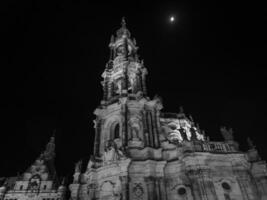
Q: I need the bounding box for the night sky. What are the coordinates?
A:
[1,1,266,179]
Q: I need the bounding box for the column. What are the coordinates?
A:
[145,177,156,200]
[152,108,159,148]
[137,71,142,93]
[142,111,149,146]
[121,103,128,147]
[120,176,129,200]
[93,118,101,157]
[146,111,154,147]
[157,177,167,200]
[142,69,147,96]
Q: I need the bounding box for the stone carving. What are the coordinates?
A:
[87,155,95,171]
[129,118,142,141]
[27,174,41,192]
[43,135,56,161]
[247,137,255,149]
[75,160,82,173]
[100,178,122,200]
[220,126,234,141]
[133,183,144,200]
[103,140,126,164]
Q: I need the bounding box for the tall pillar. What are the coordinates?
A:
[157,177,167,200]
[152,108,159,148]
[142,110,149,146]
[93,118,101,157]
[120,176,129,200]
[146,111,154,147]
[107,74,112,99]
[144,177,156,200]
[121,103,128,147]
[136,71,142,93]
[141,69,147,96]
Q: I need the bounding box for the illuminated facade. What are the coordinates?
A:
[0,136,66,200]
[68,19,267,200]
[1,19,267,200]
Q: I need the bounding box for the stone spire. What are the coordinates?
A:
[101,18,147,104]
[41,131,56,162]
[116,17,131,39]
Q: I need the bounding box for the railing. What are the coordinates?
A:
[201,142,236,153]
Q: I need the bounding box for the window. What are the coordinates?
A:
[114,124,120,139]
[20,185,23,190]
[43,185,47,190]
[177,187,186,196]
[222,182,231,191]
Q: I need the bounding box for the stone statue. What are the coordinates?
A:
[103,141,118,163]
[87,155,95,171]
[43,136,55,161]
[75,160,82,173]
[179,106,184,114]
[190,127,197,141]
[247,137,255,149]
[220,126,234,141]
[103,140,126,164]
[179,127,187,141]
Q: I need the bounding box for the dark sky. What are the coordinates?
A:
[1,1,266,178]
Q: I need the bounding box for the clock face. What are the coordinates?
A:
[28,175,41,190]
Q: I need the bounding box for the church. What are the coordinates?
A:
[1,19,267,200]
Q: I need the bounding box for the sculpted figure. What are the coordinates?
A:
[220,126,234,141]
[247,137,255,149]
[43,136,55,161]
[75,160,82,173]
[87,155,95,171]
[103,140,118,163]
[103,140,126,164]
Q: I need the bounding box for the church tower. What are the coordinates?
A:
[69,18,267,200]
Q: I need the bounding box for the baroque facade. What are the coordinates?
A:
[0,136,66,200]
[68,19,267,200]
[1,19,267,200]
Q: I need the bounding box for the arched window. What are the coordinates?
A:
[114,123,120,139]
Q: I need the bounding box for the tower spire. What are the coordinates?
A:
[116,17,131,39]
[102,18,145,103]
[121,16,126,28]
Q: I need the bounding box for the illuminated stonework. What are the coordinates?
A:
[67,18,267,200]
[0,136,66,200]
[1,18,267,200]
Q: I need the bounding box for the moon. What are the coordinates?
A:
[170,16,175,22]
